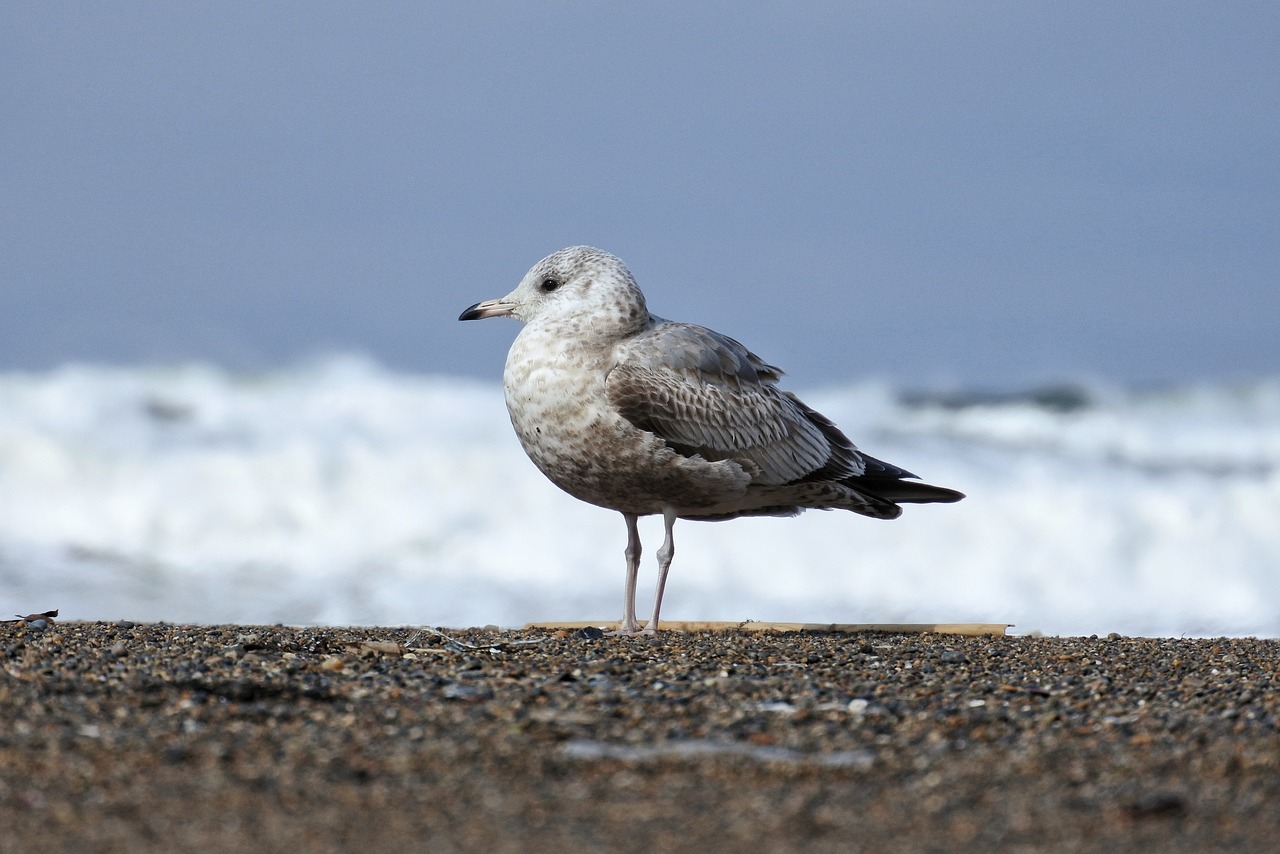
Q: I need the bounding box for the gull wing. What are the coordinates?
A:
[605,320,866,486]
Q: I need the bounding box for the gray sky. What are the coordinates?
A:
[4,2,1277,388]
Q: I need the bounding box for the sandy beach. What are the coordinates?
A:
[3,621,1277,852]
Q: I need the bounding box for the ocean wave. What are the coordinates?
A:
[2,356,1277,636]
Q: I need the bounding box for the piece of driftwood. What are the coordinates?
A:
[525,620,1010,637]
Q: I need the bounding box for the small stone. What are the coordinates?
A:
[1125,792,1186,819]
[441,682,493,701]
[163,744,192,764]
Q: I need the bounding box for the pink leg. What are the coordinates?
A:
[610,513,643,635]
[641,507,678,635]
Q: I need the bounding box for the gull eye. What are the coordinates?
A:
[539,277,561,293]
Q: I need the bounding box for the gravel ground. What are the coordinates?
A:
[2,622,1278,852]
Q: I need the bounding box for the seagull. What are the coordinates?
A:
[460,246,964,635]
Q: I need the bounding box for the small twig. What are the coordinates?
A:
[4,609,59,624]
[405,626,547,655]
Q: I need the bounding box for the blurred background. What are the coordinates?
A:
[3,3,1277,635]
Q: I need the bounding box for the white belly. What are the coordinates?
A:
[502,325,750,515]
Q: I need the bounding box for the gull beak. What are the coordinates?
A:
[459,298,516,321]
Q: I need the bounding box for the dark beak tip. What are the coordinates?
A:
[458,303,483,321]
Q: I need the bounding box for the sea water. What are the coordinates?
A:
[1,356,1276,636]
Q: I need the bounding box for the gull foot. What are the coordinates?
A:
[607,619,660,637]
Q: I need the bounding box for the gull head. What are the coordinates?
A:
[459,246,650,336]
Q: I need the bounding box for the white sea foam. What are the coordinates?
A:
[1,357,1277,636]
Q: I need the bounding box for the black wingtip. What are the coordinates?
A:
[885,483,967,504]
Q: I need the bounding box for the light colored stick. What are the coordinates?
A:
[524,620,1010,637]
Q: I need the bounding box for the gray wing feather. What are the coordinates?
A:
[606,321,866,486]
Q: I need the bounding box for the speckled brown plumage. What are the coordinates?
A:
[460,246,964,634]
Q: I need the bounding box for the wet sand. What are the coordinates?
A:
[2,622,1278,852]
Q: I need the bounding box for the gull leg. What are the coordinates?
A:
[611,513,643,635]
[641,507,678,635]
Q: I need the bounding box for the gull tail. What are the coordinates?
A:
[845,453,966,505]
